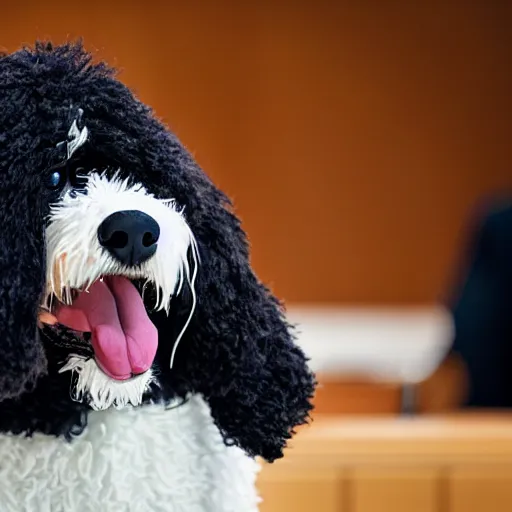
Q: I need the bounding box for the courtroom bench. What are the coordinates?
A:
[258,414,512,512]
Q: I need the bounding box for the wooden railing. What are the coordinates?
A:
[258,414,512,512]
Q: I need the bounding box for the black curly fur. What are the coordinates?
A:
[0,42,315,462]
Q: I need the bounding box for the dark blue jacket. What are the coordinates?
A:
[451,202,512,407]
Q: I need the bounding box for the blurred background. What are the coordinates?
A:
[3,1,512,511]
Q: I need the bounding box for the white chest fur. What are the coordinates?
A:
[0,396,260,512]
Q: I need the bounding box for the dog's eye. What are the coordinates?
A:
[47,168,66,190]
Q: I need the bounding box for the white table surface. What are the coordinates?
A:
[287,306,454,384]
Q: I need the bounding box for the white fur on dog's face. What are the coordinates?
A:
[44,170,198,410]
[45,172,196,312]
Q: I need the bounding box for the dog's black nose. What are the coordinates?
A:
[98,210,160,267]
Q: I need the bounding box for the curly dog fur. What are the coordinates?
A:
[0,42,315,463]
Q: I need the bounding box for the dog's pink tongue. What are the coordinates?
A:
[55,277,158,380]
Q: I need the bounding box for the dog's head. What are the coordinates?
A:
[0,42,314,461]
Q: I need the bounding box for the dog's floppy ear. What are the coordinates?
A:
[0,194,47,400]
[147,136,315,462]
[192,240,315,462]
[0,48,49,400]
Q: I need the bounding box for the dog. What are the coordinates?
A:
[0,42,315,511]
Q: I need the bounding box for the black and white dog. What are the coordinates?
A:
[0,42,314,511]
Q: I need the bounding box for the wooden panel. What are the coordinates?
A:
[450,465,512,512]
[258,464,342,512]
[313,377,402,415]
[2,2,512,304]
[257,416,512,512]
[351,467,438,512]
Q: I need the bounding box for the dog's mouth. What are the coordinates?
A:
[42,276,158,381]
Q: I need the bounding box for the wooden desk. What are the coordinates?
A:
[313,354,467,415]
[258,414,512,512]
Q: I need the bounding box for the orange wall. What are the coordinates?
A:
[2,1,512,304]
